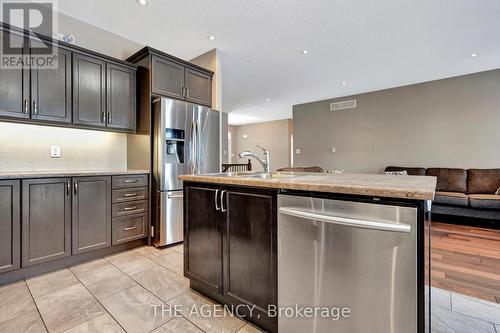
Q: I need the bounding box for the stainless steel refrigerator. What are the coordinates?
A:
[153,98,220,246]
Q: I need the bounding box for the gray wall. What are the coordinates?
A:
[233,120,291,172]
[293,69,500,174]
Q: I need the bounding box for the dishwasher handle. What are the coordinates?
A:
[279,207,412,233]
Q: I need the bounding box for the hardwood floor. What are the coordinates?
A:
[429,220,500,304]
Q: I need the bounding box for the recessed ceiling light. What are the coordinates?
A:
[469,53,478,58]
[207,35,216,41]
[341,81,347,86]
[300,50,309,55]
[137,0,148,5]
[266,98,271,102]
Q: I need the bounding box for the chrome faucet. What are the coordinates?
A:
[238,145,271,173]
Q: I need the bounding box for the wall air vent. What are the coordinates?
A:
[330,99,356,111]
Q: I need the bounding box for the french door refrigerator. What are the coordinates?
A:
[153,98,220,246]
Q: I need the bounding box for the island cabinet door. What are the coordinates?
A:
[222,186,278,328]
[22,178,72,267]
[72,176,111,254]
[0,180,20,274]
[184,183,223,293]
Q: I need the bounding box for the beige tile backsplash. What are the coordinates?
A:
[0,123,127,172]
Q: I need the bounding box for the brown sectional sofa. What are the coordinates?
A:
[385,166,500,221]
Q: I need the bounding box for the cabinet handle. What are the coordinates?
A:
[124,193,138,198]
[66,180,70,195]
[74,181,78,195]
[24,100,29,114]
[214,189,220,211]
[124,179,138,183]
[102,112,106,123]
[124,206,138,211]
[124,226,137,231]
[186,87,190,98]
[107,112,111,123]
[181,87,185,98]
[221,190,227,212]
[32,101,37,115]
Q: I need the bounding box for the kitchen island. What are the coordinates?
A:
[179,172,436,333]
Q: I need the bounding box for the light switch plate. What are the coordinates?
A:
[331,146,336,153]
[50,145,61,158]
[295,148,301,154]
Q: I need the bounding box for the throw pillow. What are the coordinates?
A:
[385,171,408,176]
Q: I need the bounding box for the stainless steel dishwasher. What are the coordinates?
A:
[278,194,418,333]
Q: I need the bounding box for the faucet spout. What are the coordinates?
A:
[238,146,271,173]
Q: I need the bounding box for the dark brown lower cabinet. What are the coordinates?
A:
[184,184,223,293]
[223,187,277,330]
[72,176,111,254]
[184,183,277,332]
[22,178,71,267]
[0,180,20,274]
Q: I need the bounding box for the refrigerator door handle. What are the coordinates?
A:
[279,207,412,233]
[191,119,197,174]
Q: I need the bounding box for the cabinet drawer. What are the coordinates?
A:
[112,213,148,245]
[112,200,148,217]
[112,187,148,203]
[112,174,148,189]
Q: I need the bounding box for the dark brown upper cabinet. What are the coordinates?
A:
[72,53,106,128]
[0,180,21,274]
[106,63,136,132]
[72,176,111,254]
[185,67,212,106]
[31,47,72,124]
[22,178,72,267]
[128,47,213,115]
[152,56,185,100]
[0,30,29,120]
[0,24,137,133]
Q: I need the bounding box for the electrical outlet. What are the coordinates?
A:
[50,145,61,158]
[295,148,301,154]
[331,146,336,153]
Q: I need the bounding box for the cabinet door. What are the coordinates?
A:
[31,47,72,123]
[223,187,277,321]
[0,180,20,274]
[72,176,111,254]
[73,53,106,127]
[106,63,136,131]
[0,31,29,120]
[184,184,222,293]
[22,178,71,267]
[185,68,212,106]
[151,56,185,99]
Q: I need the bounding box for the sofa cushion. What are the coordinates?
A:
[426,168,467,193]
[385,166,426,176]
[467,169,500,194]
[433,191,469,207]
[468,194,500,209]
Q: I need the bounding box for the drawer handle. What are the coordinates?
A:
[124,193,138,197]
[124,226,137,231]
[124,179,138,183]
[124,206,138,211]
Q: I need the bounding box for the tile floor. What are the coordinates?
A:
[430,286,500,333]
[0,244,261,333]
[1,244,499,333]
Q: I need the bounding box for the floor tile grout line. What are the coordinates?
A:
[70,268,129,333]
[22,279,50,333]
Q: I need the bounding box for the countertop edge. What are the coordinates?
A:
[178,175,436,201]
[0,170,150,180]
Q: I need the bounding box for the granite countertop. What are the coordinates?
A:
[0,169,149,180]
[179,172,437,200]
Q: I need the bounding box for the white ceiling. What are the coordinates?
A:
[57,0,500,125]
